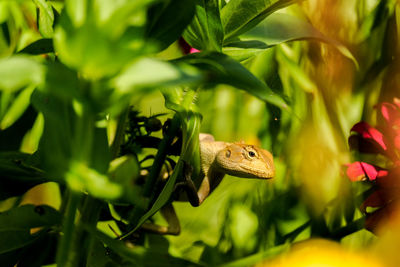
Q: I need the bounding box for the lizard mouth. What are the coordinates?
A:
[230,164,275,179]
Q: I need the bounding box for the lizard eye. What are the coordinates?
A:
[226,150,231,158]
[248,151,256,157]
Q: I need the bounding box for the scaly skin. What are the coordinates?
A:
[141,133,275,235]
[195,133,275,205]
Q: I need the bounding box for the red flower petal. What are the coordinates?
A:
[348,135,386,154]
[380,103,399,121]
[189,48,200,53]
[346,161,388,181]
[379,103,400,135]
[351,122,387,150]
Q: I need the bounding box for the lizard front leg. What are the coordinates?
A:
[175,161,224,207]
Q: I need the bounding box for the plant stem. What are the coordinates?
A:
[56,189,82,267]
[330,217,366,240]
[74,108,130,264]
[143,114,180,197]
[125,114,181,237]
[111,108,129,159]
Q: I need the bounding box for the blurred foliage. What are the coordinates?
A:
[0,0,399,266]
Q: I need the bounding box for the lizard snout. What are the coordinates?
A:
[215,144,275,179]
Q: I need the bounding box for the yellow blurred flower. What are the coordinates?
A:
[258,239,383,267]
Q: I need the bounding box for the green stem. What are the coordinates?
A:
[143,114,181,197]
[125,114,181,237]
[111,108,129,159]
[74,108,130,264]
[330,217,366,240]
[57,107,100,266]
[56,190,82,267]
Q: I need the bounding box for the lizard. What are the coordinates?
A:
[140,133,275,235]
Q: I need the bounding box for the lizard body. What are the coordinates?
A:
[194,133,275,205]
[141,133,275,235]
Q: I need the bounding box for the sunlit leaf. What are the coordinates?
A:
[54,0,156,79]
[0,56,44,92]
[229,204,258,252]
[0,86,35,130]
[33,0,54,37]
[221,0,297,42]
[112,58,202,94]
[66,162,122,200]
[183,0,224,51]
[175,52,288,108]
[236,12,358,66]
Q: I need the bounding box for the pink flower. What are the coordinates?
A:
[346,161,388,182]
[178,37,200,55]
[189,47,200,53]
[346,98,400,232]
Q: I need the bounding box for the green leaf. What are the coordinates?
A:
[31,90,75,176]
[221,0,297,42]
[33,0,54,37]
[109,156,144,206]
[66,162,122,200]
[163,87,199,112]
[43,61,80,101]
[183,0,224,51]
[55,0,157,79]
[0,249,20,267]
[85,225,201,266]
[0,106,38,151]
[175,52,288,108]
[0,205,61,230]
[236,12,358,66]
[0,152,47,200]
[146,0,195,51]
[276,46,318,93]
[222,41,267,62]
[0,205,61,253]
[0,229,38,254]
[86,239,118,267]
[229,205,258,252]
[18,38,54,55]
[0,56,44,92]
[111,58,202,95]
[91,126,111,174]
[129,112,201,235]
[64,0,87,27]
[15,233,58,267]
[0,86,35,130]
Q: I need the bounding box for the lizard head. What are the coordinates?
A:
[215,143,275,179]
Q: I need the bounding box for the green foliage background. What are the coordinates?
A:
[0,0,398,266]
